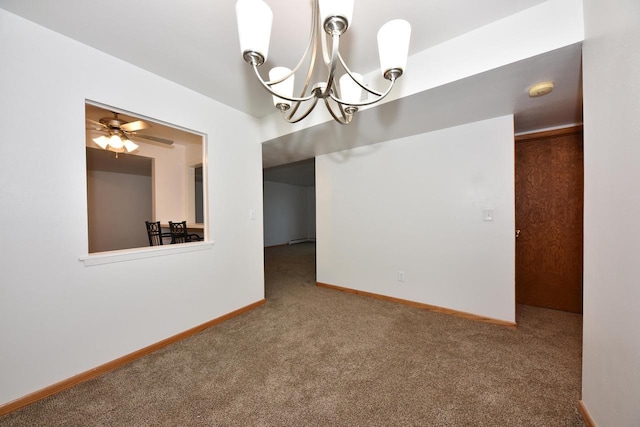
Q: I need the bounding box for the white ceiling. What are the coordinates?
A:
[0,0,583,181]
[0,0,547,118]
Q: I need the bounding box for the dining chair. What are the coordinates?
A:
[145,221,168,246]
[168,221,203,244]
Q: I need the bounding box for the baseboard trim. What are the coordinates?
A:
[317,282,516,328]
[0,299,266,416]
[264,243,289,248]
[578,400,597,427]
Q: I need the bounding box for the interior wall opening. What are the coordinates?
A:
[85,101,206,253]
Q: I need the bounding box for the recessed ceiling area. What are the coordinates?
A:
[262,43,583,168]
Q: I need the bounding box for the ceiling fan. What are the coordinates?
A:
[86,112,174,156]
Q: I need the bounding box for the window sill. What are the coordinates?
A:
[79,241,214,266]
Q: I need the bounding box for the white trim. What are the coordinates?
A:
[79,241,215,266]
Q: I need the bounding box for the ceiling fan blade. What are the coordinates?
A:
[86,118,106,129]
[134,134,174,145]
[120,120,150,132]
[86,128,107,134]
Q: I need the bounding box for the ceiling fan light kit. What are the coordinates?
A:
[235,0,411,125]
[90,114,144,156]
[87,111,174,157]
[91,134,138,154]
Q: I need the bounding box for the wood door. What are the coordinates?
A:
[515,128,584,313]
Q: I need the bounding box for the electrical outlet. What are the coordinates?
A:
[398,271,406,282]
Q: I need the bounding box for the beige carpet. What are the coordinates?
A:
[1,242,584,426]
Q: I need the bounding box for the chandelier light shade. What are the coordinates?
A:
[339,72,364,104]
[269,67,295,110]
[236,0,273,65]
[318,0,354,32]
[378,19,412,79]
[235,0,411,125]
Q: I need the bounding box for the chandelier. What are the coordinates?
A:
[235,0,411,125]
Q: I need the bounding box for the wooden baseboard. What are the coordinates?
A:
[0,299,266,416]
[578,400,597,427]
[316,282,516,328]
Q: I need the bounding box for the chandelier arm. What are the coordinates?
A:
[337,53,386,97]
[321,27,331,67]
[323,98,351,125]
[288,11,320,119]
[265,0,318,86]
[323,34,341,97]
[304,12,320,94]
[251,64,316,103]
[318,2,333,66]
[329,78,397,107]
[285,101,301,121]
[282,97,321,124]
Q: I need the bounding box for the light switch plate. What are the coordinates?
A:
[483,209,495,221]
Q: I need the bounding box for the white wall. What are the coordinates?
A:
[87,169,152,252]
[86,118,192,224]
[183,142,204,224]
[316,116,515,323]
[307,186,316,239]
[185,141,203,166]
[0,9,264,407]
[263,181,314,246]
[581,0,640,425]
[134,139,189,222]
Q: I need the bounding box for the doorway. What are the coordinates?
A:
[262,159,316,248]
[515,127,584,313]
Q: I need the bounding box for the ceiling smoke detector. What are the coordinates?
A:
[528,81,555,97]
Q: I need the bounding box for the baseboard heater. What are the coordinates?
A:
[288,237,316,245]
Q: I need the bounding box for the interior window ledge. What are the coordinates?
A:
[79,241,214,266]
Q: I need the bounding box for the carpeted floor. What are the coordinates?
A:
[1,242,584,426]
